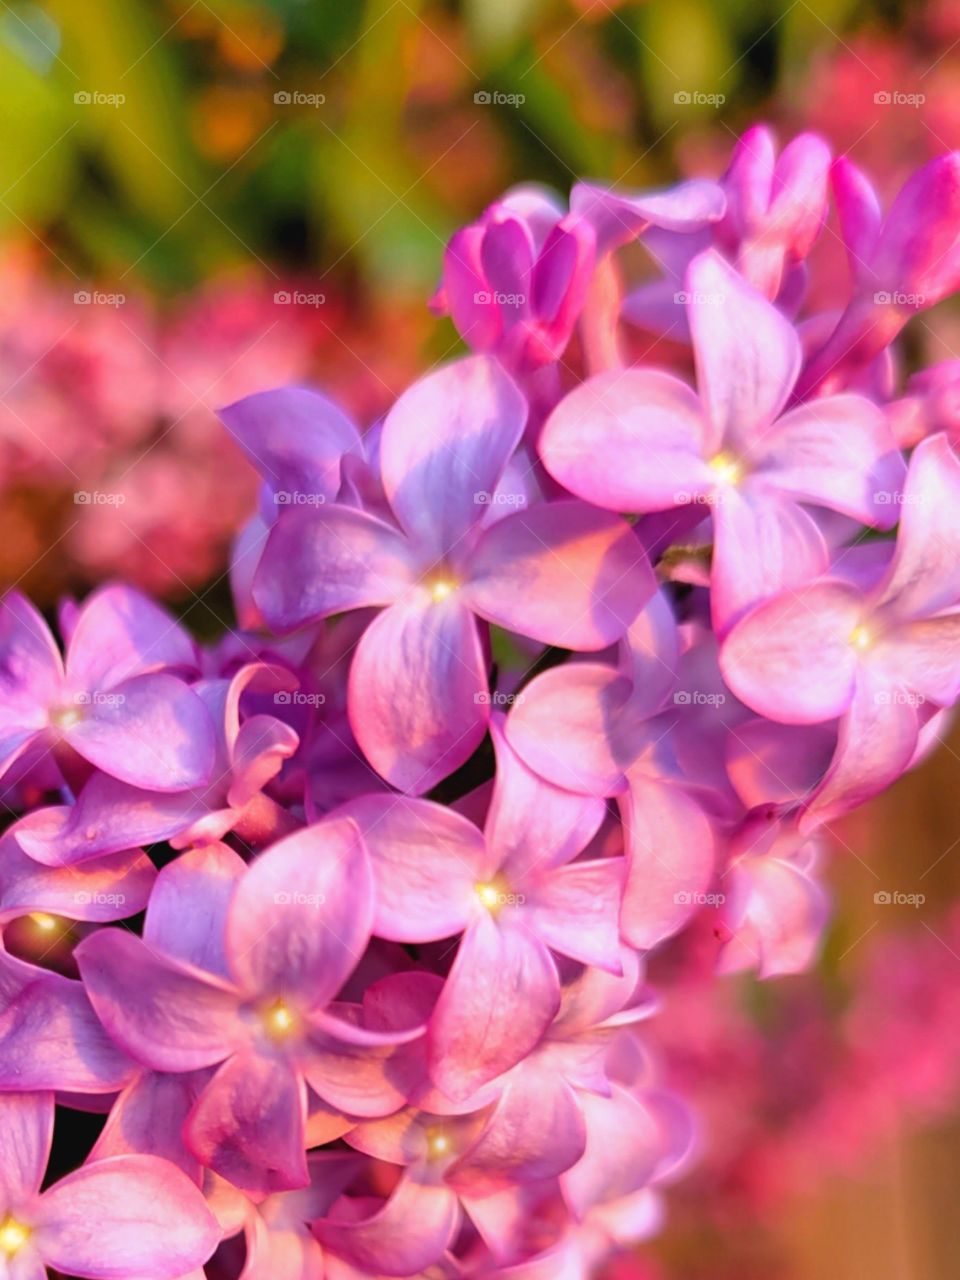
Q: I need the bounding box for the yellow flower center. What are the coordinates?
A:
[848,624,874,651]
[29,913,59,933]
[708,452,744,486]
[0,1218,30,1257]
[428,578,456,603]
[262,998,300,1041]
[49,703,85,731]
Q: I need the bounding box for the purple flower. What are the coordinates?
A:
[540,249,905,626]
[0,1091,218,1279]
[254,355,654,792]
[720,435,960,826]
[75,824,418,1193]
[0,585,214,792]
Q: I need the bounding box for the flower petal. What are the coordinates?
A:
[348,598,489,795]
[218,386,360,502]
[328,794,484,942]
[65,585,199,691]
[75,929,242,1073]
[314,1176,460,1277]
[225,816,372,1008]
[36,1154,219,1280]
[0,1090,53,1202]
[523,858,624,971]
[619,777,716,950]
[380,355,527,557]
[539,369,710,512]
[561,1085,664,1216]
[65,674,215,792]
[719,579,864,723]
[755,394,906,526]
[465,501,654,649]
[144,843,246,981]
[571,178,725,254]
[687,249,801,451]
[253,505,416,632]
[485,714,606,879]
[185,1049,308,1194]
[428,915,559,1101]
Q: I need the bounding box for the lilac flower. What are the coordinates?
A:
[0,585,214,792]
[432,179,723,373]
[720,435,960,826]
[254,355,654,792]
[540,249,905,625]
[11,663,300,867]
[333,715,617,1098]
[75,826,417,1193]
[0,1091,218,1279]
[624,126,831,337]
[796,151,960,397]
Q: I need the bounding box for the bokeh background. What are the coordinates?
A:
[1,1,959,1276]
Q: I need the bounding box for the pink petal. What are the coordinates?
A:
[485,714,606,879]
[91,1073,202,1180]
[523,858,624,971]
[0,952,135,1094]
[0,835,154,924]
[720,856,829,978]
[428,915,559,1101]
[0,1090,53,1202]
[185,1049,308,1194]
[65,585,198,691]
[227,714,299,810]
[253,505,416,632]
[65,673,215,791]
[619,777,716,950]
[36,1154,219,1279]
[874,434,960,619]
[504,662,650,797]
[465,501,654,649]
[448,1068,585,1195]
[756,394,906,526]
[328,795,484,942]
[379,355,527,556]
[75,930,243,1073]
[348,598,489,795]
[801,665,920,831]
[225,816,372,1008]
[719,579,864,722]
[298,1034,411,1119]
[314,1177,460,1277]
[880,612,960,706]
[710,486,830,630]
[539,369,710,512]
[571,178,725,254]
[561,1086,664,1215]
[218,386,360,503]
[144,843,246,980]
[687,249,801,451]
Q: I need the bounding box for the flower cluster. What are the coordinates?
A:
[1,124,960,1279]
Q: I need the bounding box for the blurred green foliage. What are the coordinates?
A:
[0,0,928,303]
